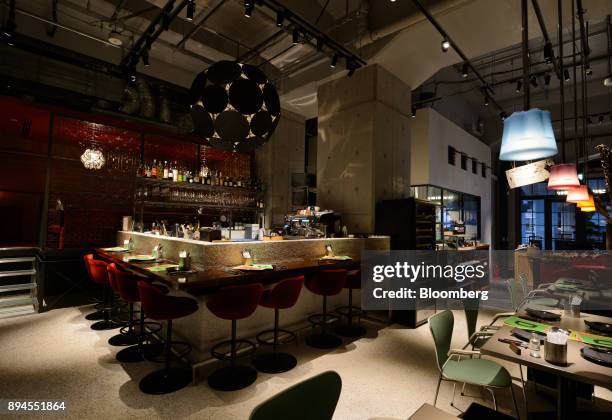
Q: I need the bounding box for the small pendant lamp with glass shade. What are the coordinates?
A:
[499,1,557,162]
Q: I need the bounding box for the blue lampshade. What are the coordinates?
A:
[499,108,558,161]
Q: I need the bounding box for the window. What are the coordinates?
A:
[448,146,456,165]
[551,201,576,250]
[521,199,545,247]
[460,154,467,170]
[481,163,486,177]
[472,158,478,174]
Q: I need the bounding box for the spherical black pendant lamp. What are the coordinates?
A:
[189,60,281,152]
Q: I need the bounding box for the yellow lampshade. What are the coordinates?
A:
[580,206,596,212]
[576,193,594,208]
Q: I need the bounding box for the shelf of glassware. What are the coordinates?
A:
[135,177,264,196]
[134,200,260,212]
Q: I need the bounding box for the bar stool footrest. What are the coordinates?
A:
[335,305,364,318]
[255,328,297,346]
[307,313,339,328]
[211,339,256,361]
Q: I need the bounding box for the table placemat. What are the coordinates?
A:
[503,316,550,332]
[319,255,352,261]
[102,247,128,252]
[146,264,180,272]
[232,264,274,271]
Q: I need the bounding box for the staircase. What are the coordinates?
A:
[0,255,38,318]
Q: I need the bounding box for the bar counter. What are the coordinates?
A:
[102,231,390,365]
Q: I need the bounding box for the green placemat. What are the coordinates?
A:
[127,255,156,262]
[503,316,549,332]
[102,246,128,252]
[253,264,274,270]
[579,333,612,348]
[320,255,352,261]
[147,264,179,272]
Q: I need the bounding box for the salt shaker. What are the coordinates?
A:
[529,332,541,358]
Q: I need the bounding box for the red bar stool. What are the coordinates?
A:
[84,254,121,331]
[305,269,347,349]
[137,281,199,395]
[207,283,263,391]
[106,263,134,346]
[108,264,165,355]
[253,276,304,374]
[83,254,106,321]
[335,269,366,338]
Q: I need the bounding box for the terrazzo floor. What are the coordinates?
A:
[1,306,611,419]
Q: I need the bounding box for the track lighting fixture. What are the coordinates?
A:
[346,60,358,77]
[142,51,150,67]
[292,28,300,45]
[441,37,450,52]
[515,80,522,93]
[544,73,551,86]
[186,1,195,21]
[483,93,489,106]
[587,116,593,124]
[162,12,170,30]
[530,76,538,88]
[244,2,254,18]
[330,54,338,69]
[585,65,592,76]
[543,42,554,64]
[604,75,612,87]
[461,62,469,78]
[411,108,417,118]
[316,38,324,51]
[563,69,570,82]
[599,115,604,124]
[500,112,507,120]
[276,11,285,27]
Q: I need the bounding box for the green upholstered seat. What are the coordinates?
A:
[249,371,341,420]
[443,358,512,388]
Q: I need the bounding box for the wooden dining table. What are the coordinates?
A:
[95,248,360,294]
[480,307,612,420]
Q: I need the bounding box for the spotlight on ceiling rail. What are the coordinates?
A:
[244,3,254,18]
[530,76,538,88]
[604,75,612,87]
[276,11,285,27]
[186,1,195,21]
[544,73,551,86]
[599,115,604,124]
[515,80,522,93]
[411,107,417,118]
[543,42,554,64]
[142,51,150,67]
[563,69,570,82]
[292,29,300,45]
[330,54,339,69]
[461,62,469,78]
[441,37,450,52]
[108,30,123,46]
[585,65,592,76]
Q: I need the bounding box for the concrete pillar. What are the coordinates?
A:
[317,65,411,233]
[255,109,306,228]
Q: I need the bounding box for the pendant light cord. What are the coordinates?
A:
[572,0,579,169]
[522,0,531,110]
[558,0,565,162]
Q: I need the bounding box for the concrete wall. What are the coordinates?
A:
[410,108,493,245]
[317,65,411,233]
[255,109,306,227]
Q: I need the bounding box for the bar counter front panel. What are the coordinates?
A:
[109,231,390,364]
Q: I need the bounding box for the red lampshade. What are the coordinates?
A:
[547,163,580,190]
[566,185,589,203]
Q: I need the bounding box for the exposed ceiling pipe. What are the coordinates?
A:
[11,7,121,48]
[411,0,506,115]
[46,0,58,37]
[521,0,530,110]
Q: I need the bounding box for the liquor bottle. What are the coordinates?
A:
[206,174,211,185]
[145,163,151,178]
[151,160,158,178]
[172,161,178,182]
[163,161,169,180]
[228,176,233,187]
[157,161,163,179]
[236,177,242,188]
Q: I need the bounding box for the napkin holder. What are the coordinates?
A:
[178,251,191,270]
[241,249,253,266]
[325,244,334,258]
[544,341,567,365]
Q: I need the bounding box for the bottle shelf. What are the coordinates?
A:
[135,200,262,212]
[135,177,264,196]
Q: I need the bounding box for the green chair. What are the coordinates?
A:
[429,310,519,417]
[249,371,342,420]
[508,274,558,310]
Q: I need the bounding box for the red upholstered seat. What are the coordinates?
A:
[110,264,169,303]
[344,270,361,290]
[107,263,121,293]
[207,283,263,320]
[305,269,347,297]
[260,276,304,309]
[137,281,199,321]
[84,254,108,285]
